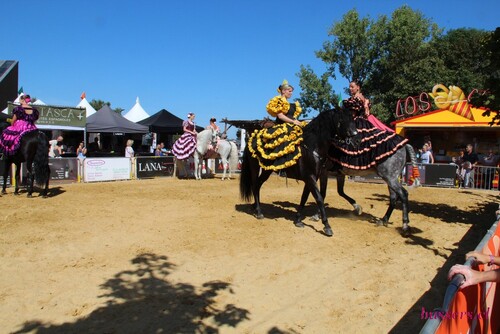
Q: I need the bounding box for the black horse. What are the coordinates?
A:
[1,130,50,197]
[239,108,358,237]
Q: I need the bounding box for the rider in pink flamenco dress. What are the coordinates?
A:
[0,94,39,156]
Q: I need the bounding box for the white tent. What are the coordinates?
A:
[76,97,97,118]
[123,97,149,122]
[2,93,22,114]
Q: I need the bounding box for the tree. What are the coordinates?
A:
[298,6,446,123]
[366,6,444,123]
[89,99,124,114]
[432,28,490,93]
[296,65,338,116]
[469,28,500,124]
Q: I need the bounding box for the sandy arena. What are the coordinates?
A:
[0,175,498,333]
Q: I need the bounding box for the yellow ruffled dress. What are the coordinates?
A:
[247,96,305,171]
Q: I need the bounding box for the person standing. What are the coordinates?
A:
[171,113,198,160]
[0,94,39,156]
[462,143,479,188]
[76,141,87,159]
[420,143,434,164]
[125,139,134,158]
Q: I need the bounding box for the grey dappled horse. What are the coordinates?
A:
[194,129,239,180]
[304,143,420,236]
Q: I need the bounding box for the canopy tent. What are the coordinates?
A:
[123,97,149,123]
[393,107,500,160]
[138,109,204,133]
[76,97,97,118]
[87,105,149,133]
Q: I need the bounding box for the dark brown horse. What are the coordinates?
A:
[239,107,358,237]
[1,130,50,197]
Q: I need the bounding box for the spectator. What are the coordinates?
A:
[154,144,162,156]
[452,149,466,187]
[479,149,498,189]
[76,141,87,160]
[49,135,64,158]
[87,137,100,154]
[125,139,134,158]
[448,250,500,289]
[420,143,434,164]
[462,143,479,188]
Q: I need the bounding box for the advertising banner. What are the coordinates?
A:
[8,103,86,128]
[48,158,79,181]
[405,164,456,187]
[83,158,131,182]
[136,156,175,178]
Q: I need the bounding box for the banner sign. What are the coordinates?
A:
[405,164,456,187]
[8,102,86,127]
[83,158,131,182]
[48,158,79,181]
[136,156,175,178]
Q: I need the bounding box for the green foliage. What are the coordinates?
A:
[89,99,123,114]
[296,65,338,117]
[297,5,496,125]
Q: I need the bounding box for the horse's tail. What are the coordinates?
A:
[228,141,239,173]
[34,131,50,186]
[405,144,421,187]
[239,146,253,202]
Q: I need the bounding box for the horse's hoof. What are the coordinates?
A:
[402,224,411,237]
[294,221,305,228]
[14,192,20,196]
[255,213,264,219]
[27,194,33,198]
[1,190,6,195]
[309,214,320,222]
[353,204,363,215]
[375,219,388,227]
[323,227,333,237]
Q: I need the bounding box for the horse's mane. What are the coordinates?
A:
[302,106,344,149]
[196,129,214,152]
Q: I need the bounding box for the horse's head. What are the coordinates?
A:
[333,106,358,141]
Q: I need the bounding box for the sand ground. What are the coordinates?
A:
[0,175,498,334]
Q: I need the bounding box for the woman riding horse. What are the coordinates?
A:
[240,80,359,236]
[0,94,39,156]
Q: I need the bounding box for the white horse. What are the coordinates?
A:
[194,129,239,180]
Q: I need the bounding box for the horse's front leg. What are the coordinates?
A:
[294,185,310,228]
[337,175,362,215]
[14,163,21,195]
[306,176,332,237]
[2,161,10,194]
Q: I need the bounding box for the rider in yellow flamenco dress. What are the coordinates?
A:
[248,80,306,171]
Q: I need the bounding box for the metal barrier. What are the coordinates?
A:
[420,214,500,333]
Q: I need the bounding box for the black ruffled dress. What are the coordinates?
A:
[329,97,408,169]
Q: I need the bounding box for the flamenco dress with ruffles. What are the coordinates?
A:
[329,97,408,169]
[0,106,39,156]
[171,120,197,160]
[247,96,304,171]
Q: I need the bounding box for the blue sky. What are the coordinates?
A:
[1,0,498,138]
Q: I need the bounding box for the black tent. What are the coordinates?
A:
[138,109,204,133]
[87,105,149,133]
